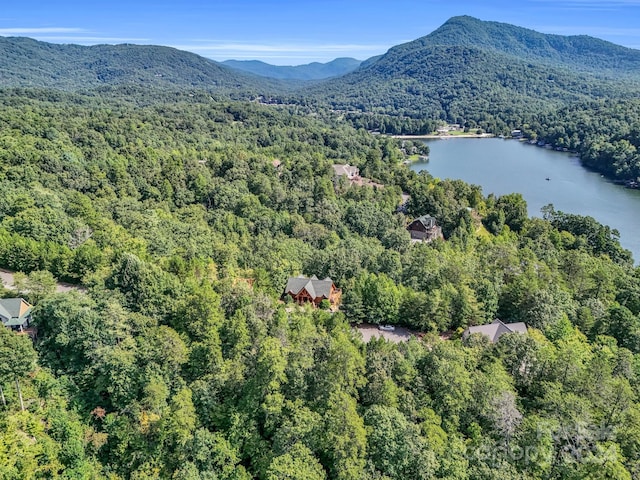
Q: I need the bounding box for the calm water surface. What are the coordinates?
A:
[411,138,640,262]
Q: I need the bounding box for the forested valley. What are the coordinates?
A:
[0,85,639,480]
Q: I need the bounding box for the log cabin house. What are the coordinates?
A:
[283,275,341,308]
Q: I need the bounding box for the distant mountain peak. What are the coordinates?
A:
[307,16,640,124]
[402,15,640,71]
[221,57,362,80]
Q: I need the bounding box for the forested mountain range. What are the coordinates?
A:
[4,16,640,127]
[222,58,362,80]
[415,15,640,75]
[0,36,287,93]
[305,16,640,128]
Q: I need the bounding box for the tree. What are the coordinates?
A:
[266,442,326,480]
[320,390,367,480]
[0,409,65,477]
[174,428,251,480]
[360,272,401,325]
[0,327,37,410]
[595,305,640,353]
[12,269,57,304]
[487,391,522,442]
[420,341,473,431]
[483,208,505,235]
[496,193,528,233]
[364,405,438,479]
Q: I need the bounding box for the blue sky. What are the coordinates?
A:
[2,0,640,65]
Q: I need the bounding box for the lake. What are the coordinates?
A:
[410,138,640,262]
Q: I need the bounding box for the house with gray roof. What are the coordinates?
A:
[283,275,341,308]
[462,319,527,343]
[0,298,33,333]
[332,164,360,180]
[407,215,443,242]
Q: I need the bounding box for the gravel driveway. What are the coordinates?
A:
[354,323,416,343]
[0,268,83,294]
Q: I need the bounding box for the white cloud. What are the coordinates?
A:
[533,0,640,7]
[0,27,86,35]
[36,36,151,43]
[172,42,389,54]
[538,26,640,37]
[170,41,391,63]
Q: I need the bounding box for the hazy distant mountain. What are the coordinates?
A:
[221,58,362,80]
[307,16,640,124]
[0,36,286,92]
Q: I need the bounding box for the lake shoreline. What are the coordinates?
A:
[412,138,640,262]
[392,133,496,139]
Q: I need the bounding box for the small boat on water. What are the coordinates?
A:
[545,177,550,181]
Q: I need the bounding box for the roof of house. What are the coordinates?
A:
[284,275,335,300]
[409,215,437,229]
[332,164,359,177]
[462,319,527,343]
[0,298,33,327]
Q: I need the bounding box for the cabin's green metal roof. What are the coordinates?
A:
[0,298,32,326]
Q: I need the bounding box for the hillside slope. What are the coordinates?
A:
[306,16,640,126]
[423,15,640,74]
[0,36,285,93]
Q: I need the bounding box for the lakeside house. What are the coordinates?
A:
[435,124,462,135]
[283,275,342,308]
[462,319,527,343]
[407,215,443,242]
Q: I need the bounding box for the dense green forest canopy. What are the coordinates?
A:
[0,85,640,479]
[522,99,640,183]
[1,14,640,480]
